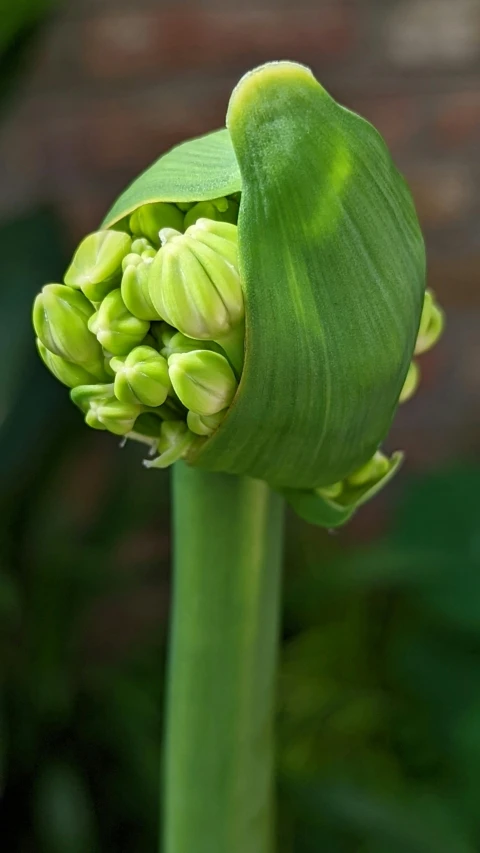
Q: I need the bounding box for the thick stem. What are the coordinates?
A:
[163,463,285,853]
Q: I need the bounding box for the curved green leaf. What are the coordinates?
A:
[194,63,424,488]
[102,129,241,228]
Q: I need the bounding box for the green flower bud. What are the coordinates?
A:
[129,202,184,246]
[144,420,196,469]
[168,350,237,416]
[148,219,244,369]
[316,480,343,501]
[414,289,444,355]
[33,283,105,378]
[71,383,142,435]
[131,237,155,255]
[64,230,131,302]
[121,252,142,273]
[176,202,195,212]
[121,257,161,321]
[186,409,227,437]
[88,289,150,356]
[399,361,420,403]
[110,346,170,407]
[346,450,390,488]
[183,197,239,229]
[160,329,221,359]
[36,340,99,388]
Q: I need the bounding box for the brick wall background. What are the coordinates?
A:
[1,0,479,470]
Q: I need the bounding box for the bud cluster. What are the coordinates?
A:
[32,196,244,468]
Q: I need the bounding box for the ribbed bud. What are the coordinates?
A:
[130,238,155,256]
[64,230,131,302]
[110,346,170,407]
[159,328,221,358]
[399,361,420,403]
[129,202,184,246]
[186,409,227,437]
[121,257,161,321]
[88,289,150,356]
[183,196,239,229]
[36,340,99,388]
[144,420,196,469]
[71,383,142,435]
[33,283,105,378]
[168,350,237,416]
[415,289,444,355]
[346,450,390,488]
[147,219,243,344]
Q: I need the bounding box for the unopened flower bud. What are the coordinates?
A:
[186,408,227,437]
[129,202,184,246]
[33,283,105,378]
[399,361,420,404]
[71,383,142,435]
[415,290,444,355]
[131,237,155,255]
[316,481,344,501]
[148,220,244,369]
[121,258,161,321]
[159,329,221,359]
[168,350,237,416]
[144,420,196,469]
[183,196,239,229]
[88,289,150,356]
[346,450,390,488]
[64,230,131,302]
[36,340,99,388]
[111,346,170,407]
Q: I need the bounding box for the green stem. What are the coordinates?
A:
[163,463,285,853]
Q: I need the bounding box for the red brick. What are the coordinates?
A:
[81,4,355,79]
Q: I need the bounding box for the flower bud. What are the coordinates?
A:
[33,283,105,378]
[71,383,142,435]
[168,350,237,416]
[183,196,239,229]
[121,257,161,321]
[415,290,444,355]
[399,361,420,404]
[147,221,244,343]
[129,202,184,246]
[144,420,196,469]
[131,237,155,255]
[316,481,343,501]
[36,340,99,388]
[186,409,227,437]
[110,346,170,407]
[346,450,390,488]
[159,328,221,359]
[88,289,150,356]
[64,230,131,302]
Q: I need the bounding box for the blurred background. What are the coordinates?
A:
[1,1,479,851]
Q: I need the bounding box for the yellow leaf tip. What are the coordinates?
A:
[226,61,319,129]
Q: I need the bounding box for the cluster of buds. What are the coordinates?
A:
[32,198,243,468]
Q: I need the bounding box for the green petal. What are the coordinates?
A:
[194,62,425,488]
[102,129,241,229]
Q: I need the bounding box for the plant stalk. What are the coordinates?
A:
[163,463,285,853]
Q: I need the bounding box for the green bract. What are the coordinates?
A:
[32,61,445,527]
